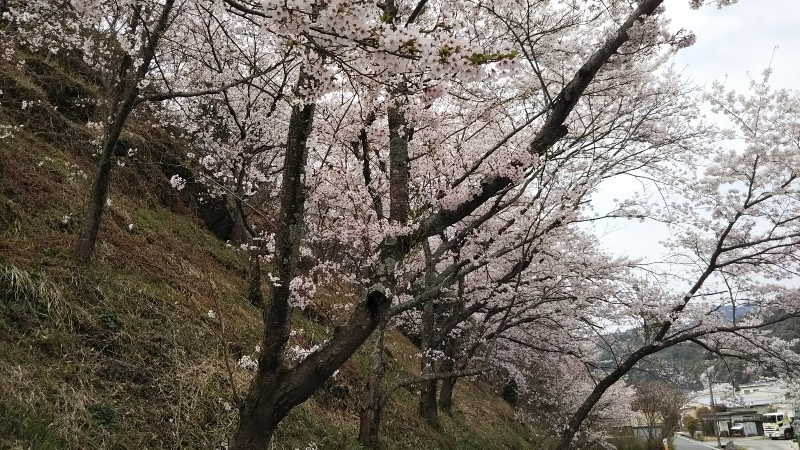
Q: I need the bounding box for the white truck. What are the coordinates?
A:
[763,411,797,440]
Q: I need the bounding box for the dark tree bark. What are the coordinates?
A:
[246,249,263,308]
[358,396,383,449]
[226,194,250,246]
[223,0,668,446]
[229,74,395,448]
[231,290,391,449]
[418,296,439,426]
[230,90,315,448]
[356,98,413,447]
[358,324,388,449]
[418,242,439,426]
[437,336,457,411]
[356,0,414,435]
[75,0,175,262]
[387,101,409,227]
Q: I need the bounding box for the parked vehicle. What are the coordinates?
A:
[763,412,797,440]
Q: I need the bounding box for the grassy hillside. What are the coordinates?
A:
[0,50,534,449]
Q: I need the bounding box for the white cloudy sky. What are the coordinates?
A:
[590,0,800,262]
[667,0,800,90]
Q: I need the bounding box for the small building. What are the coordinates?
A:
[686,379,800,437]
[702,410,762,437]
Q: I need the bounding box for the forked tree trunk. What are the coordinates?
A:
[230,85,394,448]
[231,293,391,449]
[230,94,315,448]
[236,0,664,445]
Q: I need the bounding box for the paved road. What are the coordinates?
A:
[675,435,721,450]
[675,435,797,450]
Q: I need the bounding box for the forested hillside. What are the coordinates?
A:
[0,49,536,449]
[602,314,800,391]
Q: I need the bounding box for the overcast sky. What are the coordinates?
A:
[590,0,800,262]
[667,0,800,91]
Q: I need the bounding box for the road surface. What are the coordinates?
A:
[675,435,797,450]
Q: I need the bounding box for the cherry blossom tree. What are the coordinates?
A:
[215,0,717,447]
[631,383,687,448]
[553,71,800,449]
[12,1,800,450]
[2,0,287,262]
[18,0,179,262]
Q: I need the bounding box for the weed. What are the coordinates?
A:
[98,310,122,330]
[88,401,118,428]
[0,264,60,306]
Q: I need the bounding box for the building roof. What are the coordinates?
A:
[688,380,795,410]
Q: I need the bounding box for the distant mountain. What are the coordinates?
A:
[719,305,753,320]
[605,312,800,392]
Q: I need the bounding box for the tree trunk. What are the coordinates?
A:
[229,77,394,448]
[418,242,438,426]
[358,324,387,449]
[438,376,455,411]
[75,135,119,262]
[246,249,263,308]
[388,102,409,225]
[226,194,250,245]
[419,377,438,426]
[74,0,176,262]
[357,70,411,447]
[358,399,383,449]
[438,337,456,411]
[418,298,438,425]
[231,289,391,449]
[230,92,315,448]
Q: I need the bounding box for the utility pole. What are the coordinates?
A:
[707,368,723,448]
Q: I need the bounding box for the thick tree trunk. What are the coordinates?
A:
[356,47,413,446]
[358,325,387,449]
[230,80,394,448]
[555,359,635,450]
[418,297,439,425]
[437,337,456,411]
[75,0,176,262]
[230,94,315,449]
[232,290,391,449]
[358,399,383,449]
[388,103,409,225]
[418,242,439,426]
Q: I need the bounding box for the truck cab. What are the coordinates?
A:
[763,412,796,440]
